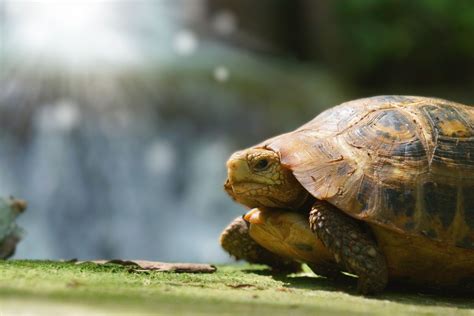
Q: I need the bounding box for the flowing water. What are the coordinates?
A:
[0,0,341,262]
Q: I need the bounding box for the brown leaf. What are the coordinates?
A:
[75,259,217,273]
[226,283,256,289]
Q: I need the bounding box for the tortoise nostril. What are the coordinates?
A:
[228,159,247,172]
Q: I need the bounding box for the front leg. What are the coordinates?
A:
[309,201,388,295]
[220,216,301,273]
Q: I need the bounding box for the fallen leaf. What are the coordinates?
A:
[226,283,256,289]
[75,259,217,273]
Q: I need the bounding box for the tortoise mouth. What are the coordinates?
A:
[224,179,271,196]
[224,178,233,194]
[224,178,280,208]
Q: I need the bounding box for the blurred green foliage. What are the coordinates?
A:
[333,1,474,87]
[210,0,474,100]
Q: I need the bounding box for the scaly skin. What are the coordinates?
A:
[220,216,302,273]
[309,201,388,294]
[224,149,309,210]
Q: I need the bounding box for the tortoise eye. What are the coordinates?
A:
[253,158,270,171]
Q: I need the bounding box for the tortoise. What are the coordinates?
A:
[220,95,474,294]
[0,197,27,259]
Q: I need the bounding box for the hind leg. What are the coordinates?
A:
[220,216,302,273]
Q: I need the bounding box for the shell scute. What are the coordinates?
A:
[422,181,457,229]
[345,108,425,159]
[423,104,472,138]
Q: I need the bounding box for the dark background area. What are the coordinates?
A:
[208,0,474,99]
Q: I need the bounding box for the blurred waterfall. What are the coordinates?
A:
[0,0,343,261]
[0,69,245,262]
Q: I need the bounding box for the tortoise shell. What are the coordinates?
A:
[260,96,474,249]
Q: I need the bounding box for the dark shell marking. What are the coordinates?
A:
[346,109,426,159]
[264,96,474,249]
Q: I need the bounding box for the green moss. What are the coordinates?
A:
[0,260,473,315]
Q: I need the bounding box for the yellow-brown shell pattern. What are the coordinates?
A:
[262,96,474,249]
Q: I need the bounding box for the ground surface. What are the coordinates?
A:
[0,261,474,315]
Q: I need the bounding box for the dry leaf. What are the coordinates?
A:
[75,259,217,273]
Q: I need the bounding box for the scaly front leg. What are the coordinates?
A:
[309,201,388,294]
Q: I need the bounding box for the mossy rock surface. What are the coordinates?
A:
[1,260,474,315]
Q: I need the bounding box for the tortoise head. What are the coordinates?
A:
[224,147,308,209]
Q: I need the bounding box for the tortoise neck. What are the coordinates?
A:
[294,192,316,214]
